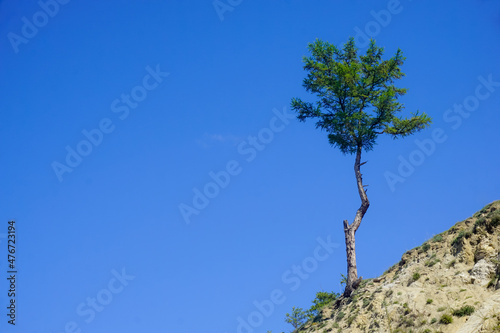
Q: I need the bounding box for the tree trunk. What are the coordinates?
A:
[343,146,370,297]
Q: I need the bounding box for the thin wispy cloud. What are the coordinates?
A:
[196,133,242,148]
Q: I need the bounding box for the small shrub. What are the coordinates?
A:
[335,311,345,322]
[307,291,340,317]
[432,235,443,242]
[362,298,371,308]
[426,299,433,305]
[440,314,453,324]
[412,272,421,281]
[487,276,499,288]
[490,211,500,227]
[402,302,411,315]
[479,204,492,214]
[437,306,446,312]
[402,317,414,327]
[285,307,307,329]
[340,273,347,291]
[383,263,398,275]
[451,230,472,246]
[346,314,357,327]
[447,260,456,268]
[476,217,486,227]
[430,318,437,324]
[452,305,475,317]
[421,243,430,252]
[423,329,431,333]
[425,259,440,267]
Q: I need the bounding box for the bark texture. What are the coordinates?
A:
[343,146,370,297]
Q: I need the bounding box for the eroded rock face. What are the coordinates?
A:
[296,201,500,333]
[474,238,497,262]
[470,259,495,286]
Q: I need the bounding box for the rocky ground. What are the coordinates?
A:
[296,200,500,333]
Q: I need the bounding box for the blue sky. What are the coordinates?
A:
[1,1,499,332]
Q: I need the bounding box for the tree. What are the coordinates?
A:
[291,38,431,297]
[307,291,340,318]
[285,306,308,330]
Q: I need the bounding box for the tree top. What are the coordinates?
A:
[291,37,432,154]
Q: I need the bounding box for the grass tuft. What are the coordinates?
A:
[440,314,453,324]
[452,305,475,317]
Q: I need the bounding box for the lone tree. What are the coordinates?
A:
[291,38,431,297]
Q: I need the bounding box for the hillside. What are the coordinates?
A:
[296,200,500,333]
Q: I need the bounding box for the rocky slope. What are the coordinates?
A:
[297,200,500,333]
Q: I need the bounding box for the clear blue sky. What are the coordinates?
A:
[1,1,499,332]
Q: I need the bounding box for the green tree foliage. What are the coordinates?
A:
[285,306,308,329]
[340,273,347,290]
[291,37,431,153]
[307,291,340,318]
